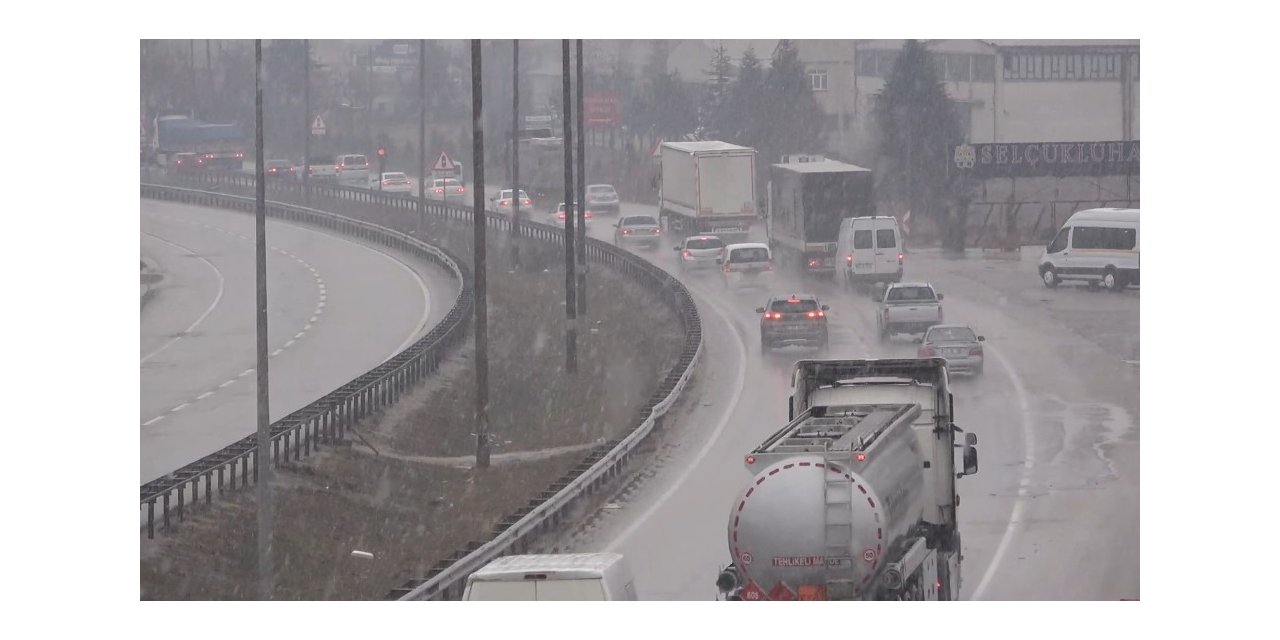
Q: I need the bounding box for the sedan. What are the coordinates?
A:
[614,215,662,249]
[546,202,593,228]
[491,189,533,217]
[585,183,620,216]
[378,172,413,193]
[918,324,985,376]
[429,178,466,203]
[264,159,296,179]
[672,235,725,271]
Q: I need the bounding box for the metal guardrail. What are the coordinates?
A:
[139,184,473,539]
[141,170,705,601]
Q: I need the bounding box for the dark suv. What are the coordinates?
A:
[756,294,830,353]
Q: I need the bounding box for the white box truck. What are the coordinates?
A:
[658,141,757,239]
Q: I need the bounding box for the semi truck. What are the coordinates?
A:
[715,358,978,601]
[150,114,247,171]
[766,157,874,278]
[657,141,757,239]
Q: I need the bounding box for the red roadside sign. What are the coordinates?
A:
[583,92,621,128]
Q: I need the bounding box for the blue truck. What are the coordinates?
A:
[152,115,248,171]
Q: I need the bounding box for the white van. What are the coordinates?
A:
[836,216,903,287]
[461,553,638,601]
[1039,208,1139,292]
[719,242,776,292]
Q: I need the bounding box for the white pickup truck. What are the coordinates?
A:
[877,282,944,342]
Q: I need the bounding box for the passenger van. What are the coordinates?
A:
[461,553,639,601]
[719,242,776,292]
[334,153,371,187]
[836,216,903,287]
[1038,208,1139,291]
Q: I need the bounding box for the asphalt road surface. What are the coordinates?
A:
[545,198,1138,601]
[140,200,457,484]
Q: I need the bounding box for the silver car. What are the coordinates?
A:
[672,235,725,271]
[614,215,662,249]
[585,183,620,216]
[918,324,985,376]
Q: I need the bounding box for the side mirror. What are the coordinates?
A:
[937,293,945,301]
[673,246,681,251]
[960,432,978,477]
[755,307,766,314]
[978,336,985,342]
[821,305,830,311]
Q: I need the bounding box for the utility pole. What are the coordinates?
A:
[253,38,274,601]
[471,40,491,469]
[575,39,587,316]
[418,39,426,238]
[511,39,521,268]
[302,39,311,206]
[189,39,196,117]
[561,39,578,374]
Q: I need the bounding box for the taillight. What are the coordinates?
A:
[523,199,532,206]
[898,252,904,265]
[808,258,821,268]
[500,199,510,206]
[682,250,691,258]
[458,187,466,193]
[969,346,983,356]
[623,229,632,235]
[435,188,444,194]
[765,263,773,271]
[558,213,566,220]
[655,228,661,234]
[765,312,782,320]
[920,347,935,357]
[585,211,593,218]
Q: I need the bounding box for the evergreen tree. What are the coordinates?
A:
[702,42,734,137]
[722,44,763,146]
[761,39,827,163]
[871,40,966,249]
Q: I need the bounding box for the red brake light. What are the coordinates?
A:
[434,188,444,194]
[920,347,935,357]
[855,452,866,462]
[970,346,983,356]
[458,187,466,193]
[787,297,800,303]
[523,199,532,206]
[898,252,904,264]
[558,213,566,220]
[500,199,510,206]
[745,455,756,465]
[623,229,631,235]
[585,211,593,218]
[764,312,782,320]
[808,258,821,268]
[682,250,691,258]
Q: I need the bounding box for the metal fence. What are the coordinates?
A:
[140,173,704,601]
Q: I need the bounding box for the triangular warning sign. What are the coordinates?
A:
[433,151,455,172]
[767,581,796,601]
[311,115,325,130]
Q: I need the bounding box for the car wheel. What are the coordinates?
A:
[1041,266,1060,288]
[1103,269,1126,292]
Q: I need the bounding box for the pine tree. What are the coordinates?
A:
[761,40,827,163]
[702,42,735,137]
[871,40,965,249]
[722,45,763,146]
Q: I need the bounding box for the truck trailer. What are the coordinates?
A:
[658,141,757,239]
[767,157,874,278]
[716,358,978,601]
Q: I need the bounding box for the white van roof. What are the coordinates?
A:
[846,216,898,224]
[1066,208,1139,224]
[469,553,625,581]
[772,160,871,174]
[662,141,754,153]
[725,242,770,251]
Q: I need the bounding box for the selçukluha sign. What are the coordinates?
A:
[952,140,1139,178]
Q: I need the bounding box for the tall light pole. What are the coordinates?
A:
[471,40,491,468]
[253,38,274,601]
[302,39,311,207]
[561,39,578,375]
[418,39,426,237]
[511,39,521,267]
[575,39,587,317]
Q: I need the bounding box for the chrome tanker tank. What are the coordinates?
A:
[726,404,926,600]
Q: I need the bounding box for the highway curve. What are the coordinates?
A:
[140,200,457,484]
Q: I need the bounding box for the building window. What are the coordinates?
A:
[808,69,829,91]
[1003,50,1128,81]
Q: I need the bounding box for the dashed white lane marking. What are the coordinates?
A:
[143,416,165,427]
[171,403,189,413]
[196,391,214,400]
[271,348,284,356]
[310,316,318,323]
[218,380,236,388]
[284,340,296,348]
[239,369,255,377]
[294,332,305,339]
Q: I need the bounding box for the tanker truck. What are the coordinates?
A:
[715,358,979,601]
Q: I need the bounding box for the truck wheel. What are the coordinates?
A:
[1041,266,1060,288]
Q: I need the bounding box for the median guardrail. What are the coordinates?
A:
[140,170,703,601]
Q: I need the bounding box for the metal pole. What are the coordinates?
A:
[562,40,578,374]
[471,40,491,468]
[575,39,587,317]
[303,39,311,206]
[253,39,274,600]
[511,40,521,265]
[418,39,426,237]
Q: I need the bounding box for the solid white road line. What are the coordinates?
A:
[140,232,227,364]
[969,343,1037,600]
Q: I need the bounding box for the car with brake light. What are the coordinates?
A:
[672,235,726,271]
[491,188,533,217]
[378,172,413,193]
[719,242,776,292]
[585,184,621,216]
[614,215,662,249]
[756,294,830,353]
[547,202,593,228]
[430,178,466,203]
